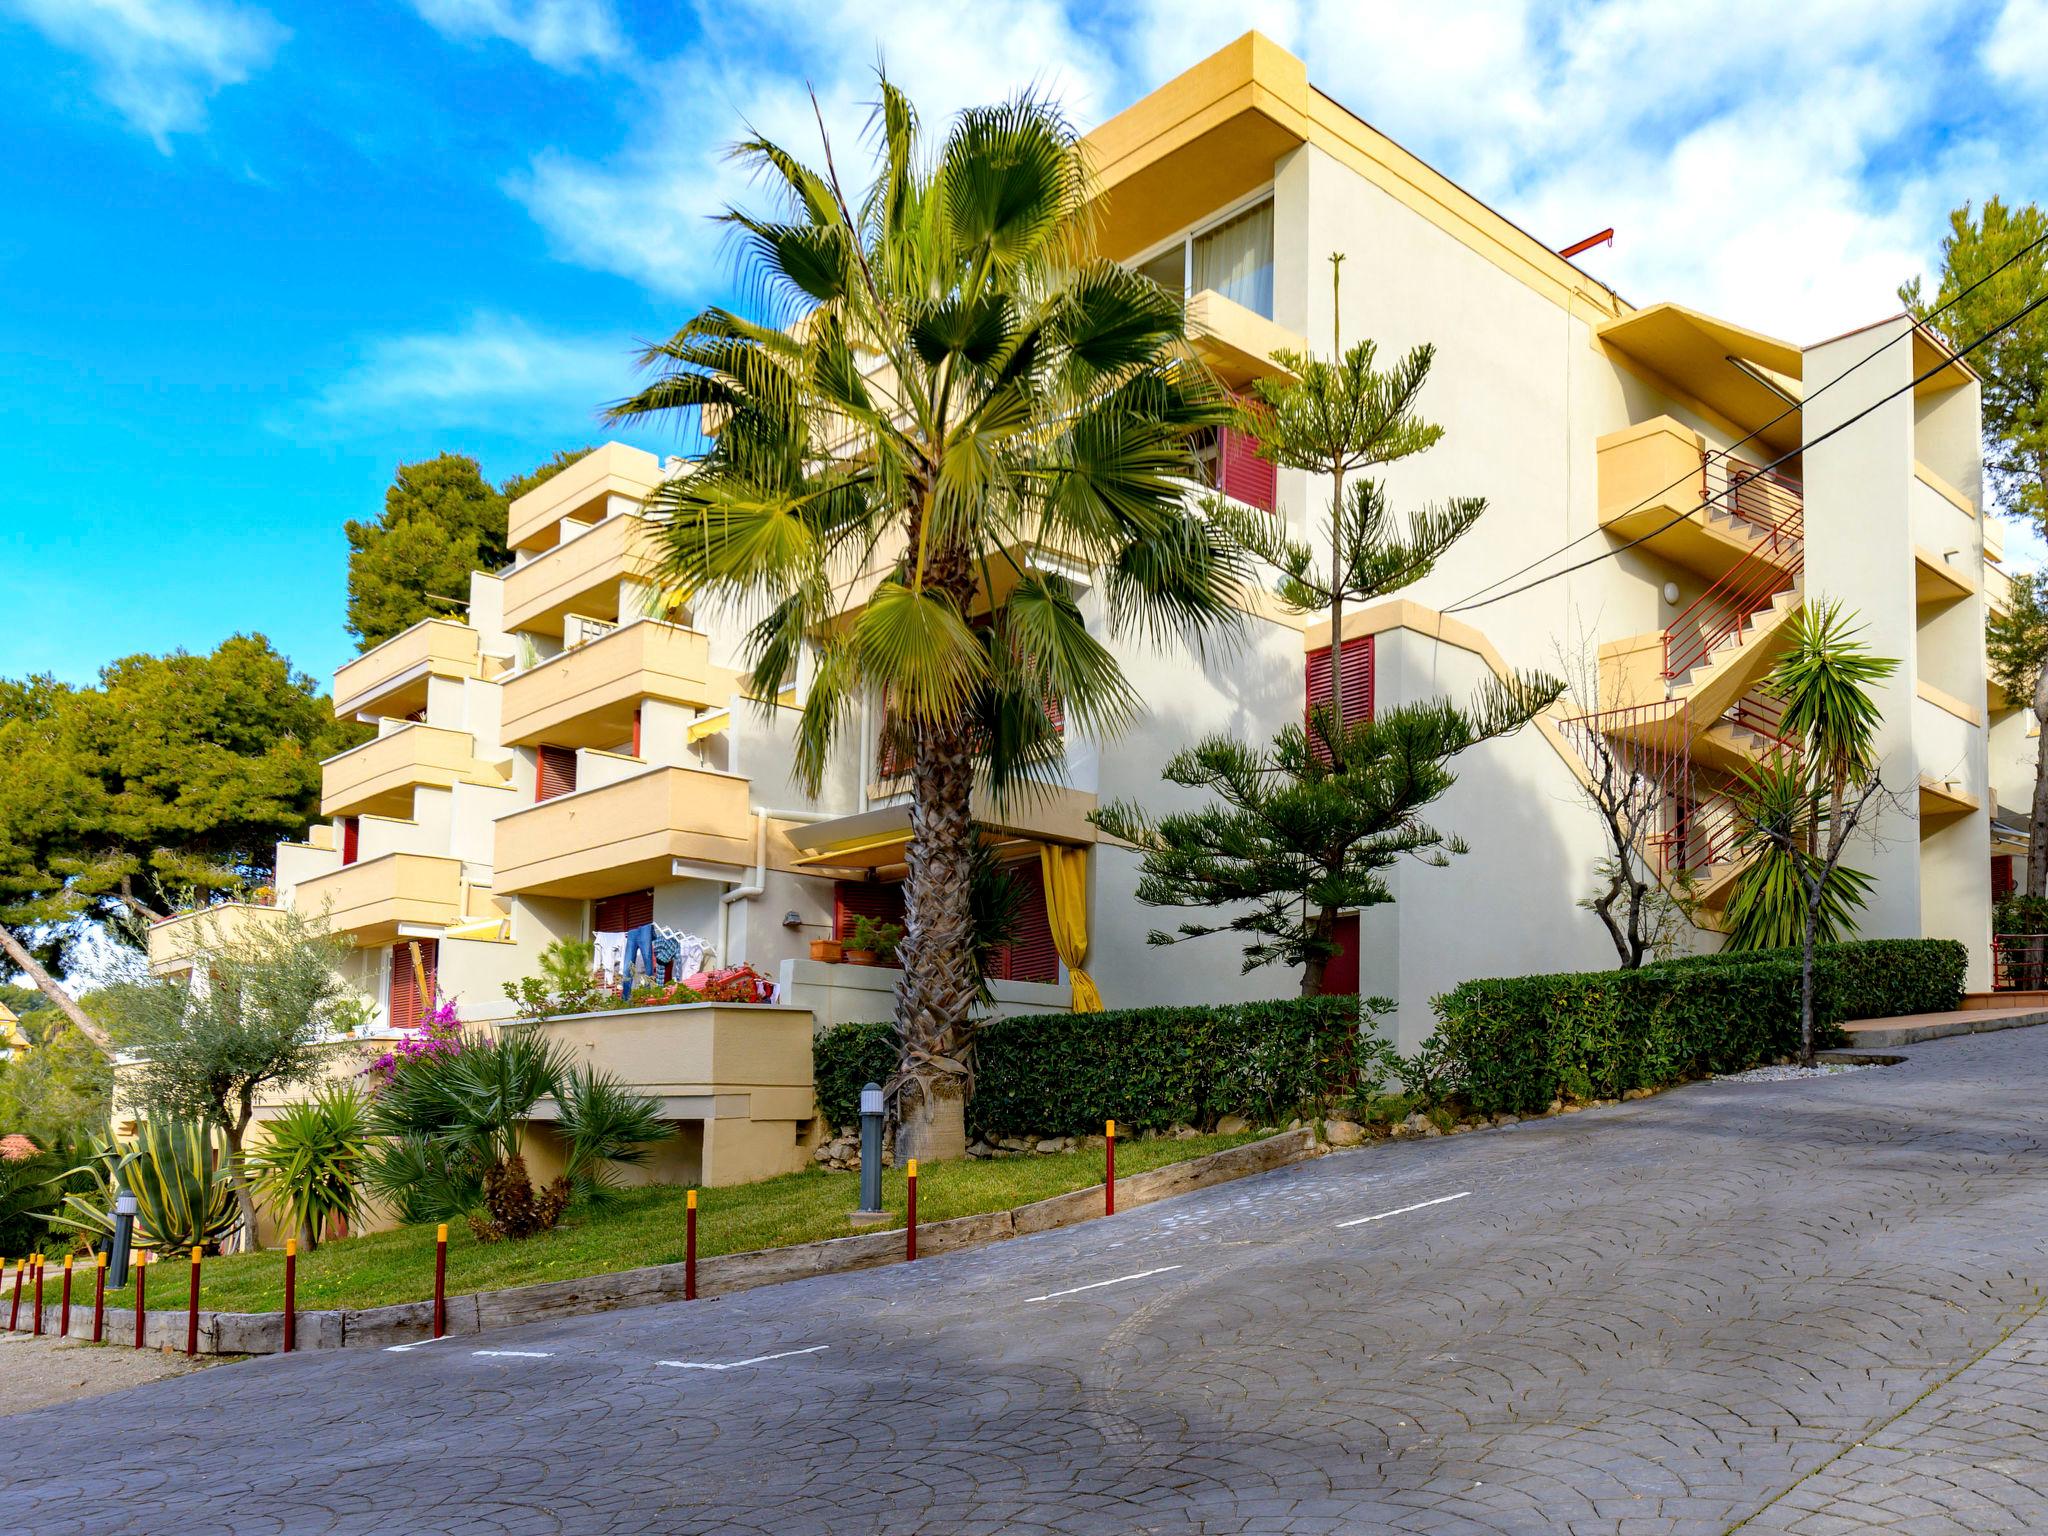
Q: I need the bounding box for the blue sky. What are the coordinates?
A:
[4,0,2047,690]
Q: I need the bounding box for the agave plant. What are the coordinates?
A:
[247,1082,372,1250]
[45,1120,242,1255]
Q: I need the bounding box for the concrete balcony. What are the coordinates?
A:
[147,903,291,977]
[290,852,464,945]
[500,514,666,639]
[1597,418,1800,585]
[320,723,503,818]
[492,766,759,898]
[332,620,481,722]
[507,443,665,554]
[499,620,723,750]
[1187,288,1302,388]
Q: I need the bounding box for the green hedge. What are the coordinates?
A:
[1645,938,1965,1021]
[1435,958,1841,1117]
[811,996,1372,1137]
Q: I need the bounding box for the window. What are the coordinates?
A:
[1130,196,1275,321]
[983,859,1059,985]
[388,939,439,1032]
[1994,855,2016,900]
[835,879,907,966]
[1305,636,1374,761]
[594,889,654,932]
[1320,913,1360,997]
[340,815,360,866]
[536,745,578,802]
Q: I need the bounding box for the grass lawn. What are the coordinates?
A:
[74,1132,1261,1316]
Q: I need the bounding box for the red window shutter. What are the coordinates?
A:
[1320,912,1360,996]
[987,858,1059,985]
[387,939,439,1031]
[536,745,578,802]
[594,889,654,932]
[340,816,360,866]
[632,708,642,759]
[1305,635,1374,759]
[1217,425,1276,512]
[1994,855,2016,900]
[835,879,907,962]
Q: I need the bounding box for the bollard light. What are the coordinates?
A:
[856,1082,885,1219]
[109,1187,137,1289]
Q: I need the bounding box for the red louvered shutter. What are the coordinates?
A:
[1320,913,1360,996]
[1305,636,1374,762]
[594,889,654,932]
[987,858,1059,984]
[1217,425,1276,512]
[388,939,439,1031]
[835,879,907,964]
[1994,855,2016,900]
[340,815,360,866]
[536,745,578,802]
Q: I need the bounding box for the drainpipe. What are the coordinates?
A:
[717,807,834,966]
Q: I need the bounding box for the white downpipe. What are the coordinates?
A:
[717,806,835,965]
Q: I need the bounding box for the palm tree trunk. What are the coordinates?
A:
[0,922,113,1055]
[894,706,979,1164]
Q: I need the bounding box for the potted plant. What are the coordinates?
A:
[810,936,845,963]
[845,917,902,966]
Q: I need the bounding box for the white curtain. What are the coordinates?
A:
[1193,200,1275,319]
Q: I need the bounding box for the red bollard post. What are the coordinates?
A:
[134,1251,148,1349]
[92,1252,106,1343]
[282,1238,297,1353]
[1105,1119,1116,1216]
[906,1159,918,1262]
[186,1246,201,1357]
[32,1255,43,1335]
[59,1254,73,1339]
[7,1256,21,1332]
[433,1223,448,1339]
[684,1190,697,1301]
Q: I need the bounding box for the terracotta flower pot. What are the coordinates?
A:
[845,949,878,966]
[810,938,845,963]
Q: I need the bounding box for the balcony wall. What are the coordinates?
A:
[500,515,664,638]
[1186,288,1303,388]
[147,903,291,977]
[290,852,464,944]
[506,442,665,553]
[498,620,721,749]
[320,723,502,818]
[1596,417,1792,585]
[332,620,482,721]
[492,765,760,898]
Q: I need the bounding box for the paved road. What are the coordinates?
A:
[12,1029,2048,1535]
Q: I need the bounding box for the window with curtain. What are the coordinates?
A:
[1192,199,1274,319]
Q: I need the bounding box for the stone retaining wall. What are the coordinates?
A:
[17,1130,1319,1355]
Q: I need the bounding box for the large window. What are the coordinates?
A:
[1133,196,1275,321]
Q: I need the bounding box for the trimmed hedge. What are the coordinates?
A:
[1435,958,1841,1117]
[811,997,1372,1137]
[1645,938,1965,1021]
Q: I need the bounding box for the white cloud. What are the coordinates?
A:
[1984,0,2048,82]
[4,0,285,151]
[303,313,638,435]
[506,0,1115,295]
[408,0,625,71]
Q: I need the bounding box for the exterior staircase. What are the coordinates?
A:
[1562,453,1806,921]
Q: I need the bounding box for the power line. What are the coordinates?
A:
[1445,283,2048,616]
[1446,225,2048,611]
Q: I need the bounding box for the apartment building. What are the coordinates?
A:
[154,33,2008,1078]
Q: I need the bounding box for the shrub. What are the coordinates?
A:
[247,1082,372,1249]
[1434,958,1849,1117]
[1646,938,1965,1021]
[813,1019,896,1133]
[46,1121,243,1255]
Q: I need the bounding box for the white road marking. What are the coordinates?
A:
[658,1344,830,1371]
[1335,1191,1471,1229]
[1025,1264,1183,1303]
[385,1335,458,1353]
[473,1350,553,1358]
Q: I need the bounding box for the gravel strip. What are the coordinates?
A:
[1717,1062,1883,1082]
[0,1330,227,1417]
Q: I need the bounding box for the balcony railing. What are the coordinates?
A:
[1992,934,2048,991]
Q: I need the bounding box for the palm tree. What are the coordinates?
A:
[607,84,1243,1161]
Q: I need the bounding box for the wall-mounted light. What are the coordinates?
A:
[1662,581,1681,606]
[782,910,804,928]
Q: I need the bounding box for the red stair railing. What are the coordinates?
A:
[1663,498,1804,680]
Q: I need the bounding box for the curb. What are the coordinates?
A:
[1841,1008,2048,1048]
[15,1130,1320,1355]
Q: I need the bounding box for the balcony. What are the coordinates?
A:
[492,766,759,898]
[320,723,503,818]
[290,852,464,945]
[332,620,482,722]
[1597,418,1802,585]
[147,903,291,977]
[500,514,665,638]
[499,620,724,750]
[507,442,666,553]
[1186,289,1302,389]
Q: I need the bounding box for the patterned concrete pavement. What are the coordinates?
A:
[10,1027,2048,1535]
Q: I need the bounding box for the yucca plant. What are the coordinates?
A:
[45,1120,242,1255]
[247,1082,372,1250]
[607,82,1245,1161]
